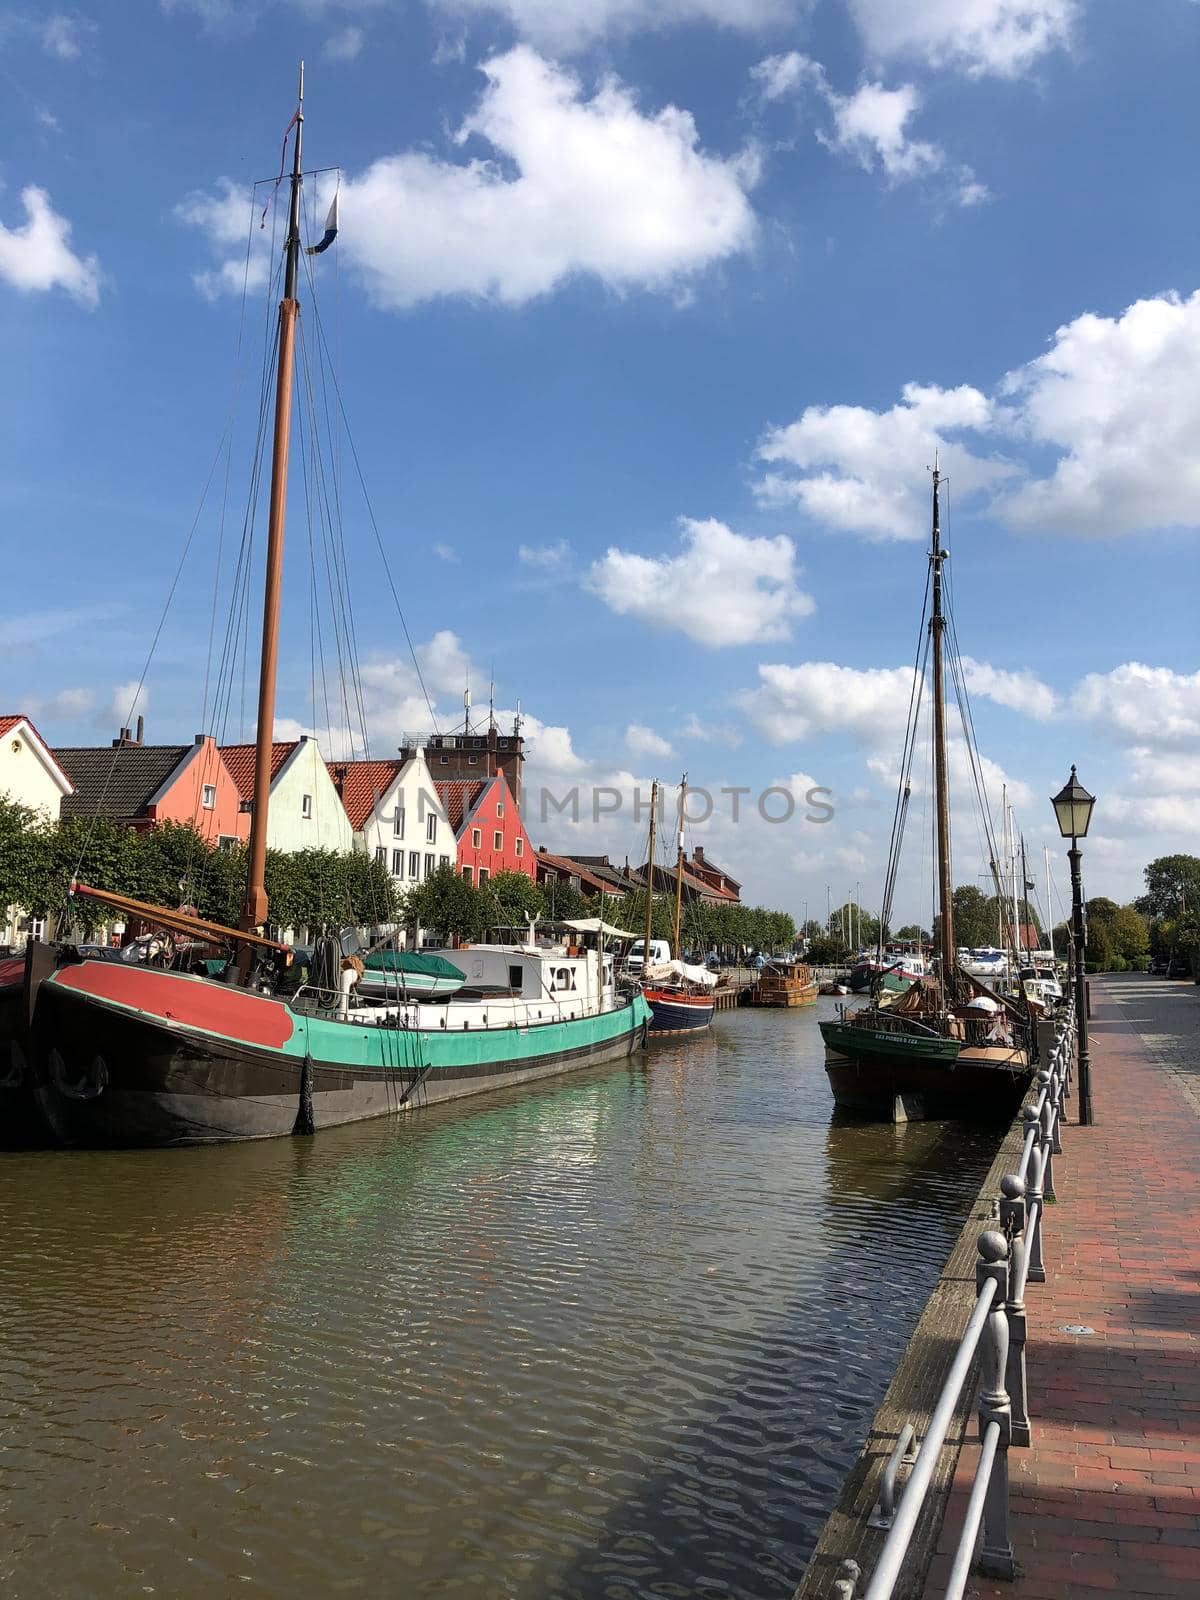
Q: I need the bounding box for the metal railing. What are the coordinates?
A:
[833,999,1076,1599]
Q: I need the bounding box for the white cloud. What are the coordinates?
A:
[324,24,364,60]
[847,0,1078,79]
[751,52,985,203]
[433,541,460,563]
[625,723,675,759]
[743,661,914,745]
[0,186,99,307]
[430,0,799,53]
[1072,663,1200,749]
[175,179,270,300]
[959,656,1058,721]
[40,14,96,60]
[996,290,1200,536]
[518,539,571,567]
[683,712,744,746]
[337,48,758,308]
[588,516,814,647]
[109,680,148,727]
[756,382,1013,538]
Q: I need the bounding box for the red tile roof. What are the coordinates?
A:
[535,848,621,896]
[218,742,297,802]
[0,715,24,738]
[326,758,406,832]
[433,778,489,835]
[1,714,75,794]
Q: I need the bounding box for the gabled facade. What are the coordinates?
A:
[328,746,452,887]
[535,848,625,898]
[1,714,75,947]
[54,729,245,845]
[220,736,352,855]
[435,770,534,884]
[684,846,741,904]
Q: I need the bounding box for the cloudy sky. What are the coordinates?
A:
[3,0,1197,928]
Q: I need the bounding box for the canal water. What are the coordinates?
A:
[1,1002,998,1599]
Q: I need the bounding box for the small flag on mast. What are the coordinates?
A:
[306,192,339,255]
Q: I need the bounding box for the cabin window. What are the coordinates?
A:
[394,806,405,838]
[514,837,523,858]
[201,784,217,810]
[508,965,522,991]
[392,849,404,877]
[425,853,435,878]
[301,793,312,818]
[375,846,386,865]
[494,830,503,852]
[409,850,420,879]
[478,867,489,885]
[462,865,473,882]
[471,827,481,848]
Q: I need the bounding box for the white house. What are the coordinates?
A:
[1,713,75,946]
[328,746,452,888]
[219,736,354,855]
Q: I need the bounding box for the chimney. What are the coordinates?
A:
[112,726,131,748]
[135,715,144,745]
[694,845,705,864]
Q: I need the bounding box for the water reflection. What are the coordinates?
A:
[0,1003,996,1598]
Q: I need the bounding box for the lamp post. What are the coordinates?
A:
[1051,766,1096,1125]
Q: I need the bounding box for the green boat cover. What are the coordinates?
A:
[363,951,465,980]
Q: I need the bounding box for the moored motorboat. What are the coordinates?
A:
[750,958,818,1007]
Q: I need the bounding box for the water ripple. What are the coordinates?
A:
[0,1003,997,1598]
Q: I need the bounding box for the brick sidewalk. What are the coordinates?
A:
[925,976,1200,1599]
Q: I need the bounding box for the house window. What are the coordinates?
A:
[218,835,239,852]
[515,837,523,858]
[302,793,312,818]
[392,849,404,876]
[478,867,489,886]
[201,784,217,810]
[440,855,450,870]
[468,755,477,765]
[393,806,405,839]
[375,846,386,865]
[496,800,505,818]
[439,754,449,764]
[471,827,481,849]
[426,813,437,843]
[494,830,503,852]
[462,865,473,883]
[409,851,420,879]
[425,853,435,878]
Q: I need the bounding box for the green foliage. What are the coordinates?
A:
[827,901,880,949]
[1136,854,1200,921]
[539,876,589,923]
[481,870,544,930]
[402,863,485,944]
[892,924,929,943]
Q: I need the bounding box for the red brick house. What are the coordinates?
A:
[434,771,534,885]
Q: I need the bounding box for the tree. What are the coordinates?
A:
[950,884,995,949]
[540,876,588,923]
[1137,855,1200,921]
[482,870,544,930]
[402,863,484,944]
[1110,906,1149,967]
[893,924,929,943]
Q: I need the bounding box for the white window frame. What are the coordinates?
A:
[408,850,420,879]
[494,830,503,852]
[426,813,437,843]
[393,805,405,839]
[301,793,312,818]
[201,783,217,810]
[514,837,523,858]
[392,848,404,877]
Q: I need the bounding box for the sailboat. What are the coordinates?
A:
[641,777,717,1036]
[19,73,651,1147]
[818,466,1035,1121]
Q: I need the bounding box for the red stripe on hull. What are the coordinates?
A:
[50,963,295,1050]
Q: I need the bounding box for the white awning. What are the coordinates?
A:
[563,917,639,941]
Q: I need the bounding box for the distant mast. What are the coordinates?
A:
[643,780,659,966]
[241,64,305,950]
[929,462,955,990]
[673,774,687,961]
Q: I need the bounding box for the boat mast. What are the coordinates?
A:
[643,780,658,966]
[929,463,955,994]
[673,773,687,961]
[241,65,304,948]
[1044,842,1054,963]
[1021,835,1033,964]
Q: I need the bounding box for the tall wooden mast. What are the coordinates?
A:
[241,65,304,943]
[929,463,955,992]
[643,780,658,966]
[673,773,687,961]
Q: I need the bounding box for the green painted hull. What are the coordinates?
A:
[819,1020,960,1064]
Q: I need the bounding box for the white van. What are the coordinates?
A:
[626,938,672,975]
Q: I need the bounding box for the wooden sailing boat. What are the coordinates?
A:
[818,466,1034,1121]
[642,776,716,1036]
[18,73,650,1147]
[748,954,817,1007]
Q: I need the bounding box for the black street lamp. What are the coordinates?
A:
[1051,766,1096,1125]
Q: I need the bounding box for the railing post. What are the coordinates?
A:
[999,1174,1030,1447]
[1026,1142,1046,1285]
[1050,1060,1064,1155]
[1038,1071,1056,1202]
[976,1231,1015,1579]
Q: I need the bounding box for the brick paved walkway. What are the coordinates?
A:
[925,975,1200,1599]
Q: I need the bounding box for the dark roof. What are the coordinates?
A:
[54,744,191,821]
[570,854,643,891]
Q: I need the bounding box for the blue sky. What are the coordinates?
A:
[2,0,1198,928]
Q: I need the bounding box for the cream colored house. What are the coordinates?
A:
[1,714,74,946]
[219,736,353,855]
[328,746,452,889]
